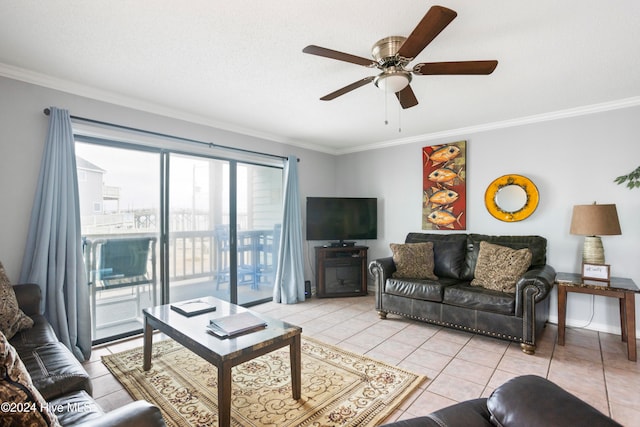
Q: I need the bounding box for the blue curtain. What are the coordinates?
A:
[19,107,91,361]
[273,156,305,303]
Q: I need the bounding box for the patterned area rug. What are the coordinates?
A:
[102,336,425,427]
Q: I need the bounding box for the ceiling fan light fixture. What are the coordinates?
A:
[374,68,412,93]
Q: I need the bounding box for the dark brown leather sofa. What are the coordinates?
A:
[380,375,621,427]
[369,233,555,354]
[10,283,165,426]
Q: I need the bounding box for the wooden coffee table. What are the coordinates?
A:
[142,296,302,427]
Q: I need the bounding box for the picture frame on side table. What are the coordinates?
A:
[582,263,610,282]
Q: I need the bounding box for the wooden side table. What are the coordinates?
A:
[555,272,639,361]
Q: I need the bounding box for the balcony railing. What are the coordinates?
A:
[84,226,279,341]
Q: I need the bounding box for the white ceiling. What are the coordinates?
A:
[1,1,639,154]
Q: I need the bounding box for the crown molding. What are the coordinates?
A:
[2,62,638,157]
[337,96,640,155]
[0,62,335,154]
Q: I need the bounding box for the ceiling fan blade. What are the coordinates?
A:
[397,6,457,60]
[413,60,498,75]
[395,85,419,109]
[303,45,376,67]
[320,77,375,101]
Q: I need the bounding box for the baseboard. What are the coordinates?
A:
[547,315,635,336]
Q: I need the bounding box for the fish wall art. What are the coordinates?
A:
[422,140,467,230]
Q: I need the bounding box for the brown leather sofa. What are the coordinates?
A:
[369,233,555,354]
[380,375,622,427]
[9,283,165,426]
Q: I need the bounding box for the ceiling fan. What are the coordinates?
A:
[303,5,498,109]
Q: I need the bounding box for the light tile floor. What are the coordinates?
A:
[84,295,640,426]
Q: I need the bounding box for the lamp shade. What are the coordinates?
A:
[570,203,621,236]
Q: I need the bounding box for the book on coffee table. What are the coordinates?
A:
[207,311,267,338]
[170,299,217,317]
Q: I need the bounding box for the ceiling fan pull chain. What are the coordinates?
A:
[384,87,389,125]
[397,91,402,133]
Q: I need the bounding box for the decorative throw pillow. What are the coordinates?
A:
[390,242,438,280]
[0,262,33,340]
[0,331,61,427]
[471,242,532,293]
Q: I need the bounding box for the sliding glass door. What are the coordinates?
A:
[167,154,230,302]
[76,141,161,343]
[166,154,283,306]
[77,139,284,343]
[235,162,283,305]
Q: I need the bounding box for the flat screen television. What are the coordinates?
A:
[306,197,377,245]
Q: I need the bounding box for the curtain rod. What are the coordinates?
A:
[43,108,298,162]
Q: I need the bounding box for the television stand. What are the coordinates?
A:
[315,246,368,298]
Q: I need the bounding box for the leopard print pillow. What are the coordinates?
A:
[0,331,61,426]
[471,241,532,293]
[390,242,438,280]
[0,262,33,339]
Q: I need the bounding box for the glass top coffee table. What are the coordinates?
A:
[142,296,302,427]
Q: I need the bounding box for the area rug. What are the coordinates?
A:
[102,336,425,427]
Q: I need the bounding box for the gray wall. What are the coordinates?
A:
[2,74,639,335]
[0,76,336,283]
[337,106,640,334]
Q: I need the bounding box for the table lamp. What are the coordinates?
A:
[569,203,621,264]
